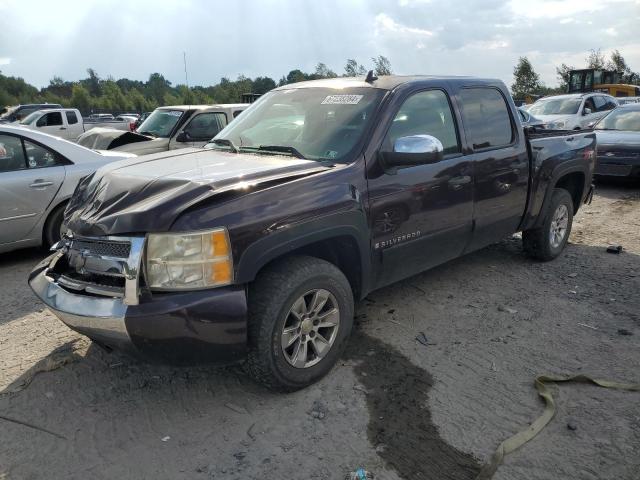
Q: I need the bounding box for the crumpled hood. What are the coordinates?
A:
[64,148,330,236]
[534,114,574,126]
[77,127,152,150]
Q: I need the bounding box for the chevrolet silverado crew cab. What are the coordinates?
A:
[30,75,595,391]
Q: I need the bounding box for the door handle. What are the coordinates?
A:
[448,176,471,186]
[60,127,67,130]
[29,180,54,188]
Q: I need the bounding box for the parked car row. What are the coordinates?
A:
[0,125,135,253]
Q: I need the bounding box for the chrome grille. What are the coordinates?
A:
[70,238,131,258]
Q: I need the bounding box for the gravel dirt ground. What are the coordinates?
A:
[1,183,639,480]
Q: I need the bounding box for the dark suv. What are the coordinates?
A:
[0,103,63,123]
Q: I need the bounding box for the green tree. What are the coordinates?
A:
[607,50,639,84]
[313,63,337,79]
[70,84,92,113]
[511,56,543,98]
[252,76,276,94]
[83,68,102,96]
[586,49,606,69]
[344,59,367,77]
[285,69,308,84]
[372,56,392,76]
[555,63,574,92]
[147,73,172,104]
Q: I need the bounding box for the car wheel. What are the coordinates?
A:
[246,255,354,391]
[43,203,67,248]
[523,188,574,261]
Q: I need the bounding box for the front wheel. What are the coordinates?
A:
[523,188,574,261]
[245,256,354,391]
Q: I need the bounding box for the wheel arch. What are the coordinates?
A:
[236,213,371,300]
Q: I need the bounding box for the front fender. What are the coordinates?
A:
[235,209,372,296]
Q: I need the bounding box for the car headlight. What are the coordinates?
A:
[548,121,565,129]
[145,228,232,290]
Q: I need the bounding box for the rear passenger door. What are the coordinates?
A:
[0,133,65,245]
[64,110,83,140]
[367,88,474,287]
[455,86,529,252]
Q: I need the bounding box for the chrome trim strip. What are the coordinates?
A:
[0,212,38,222]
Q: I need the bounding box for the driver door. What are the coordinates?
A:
[36,111,67,137]
[367,88,474,288]
[170,112,228,150]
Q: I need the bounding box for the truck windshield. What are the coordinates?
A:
[20,111,41,125]
[529,98,582,115]
[208,87,385,162]
[136,109,184,138]
[595,108,640,131]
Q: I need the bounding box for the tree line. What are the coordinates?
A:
[0,56,392,115]
[511,49,639,99]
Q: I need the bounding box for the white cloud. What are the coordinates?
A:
[0,57,11,65]
[605,27,618,36]
[374,13,434,38]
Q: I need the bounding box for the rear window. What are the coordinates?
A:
[459,88,514,149]
[66,111,78,124]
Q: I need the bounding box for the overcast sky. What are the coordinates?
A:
[1,0,639,89]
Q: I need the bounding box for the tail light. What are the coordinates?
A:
[129,122,136,131]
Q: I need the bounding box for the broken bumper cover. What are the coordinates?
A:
[28,255,248,365]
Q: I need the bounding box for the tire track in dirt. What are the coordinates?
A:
[344,329,481,480]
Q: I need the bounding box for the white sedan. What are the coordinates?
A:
[0,125,135,253]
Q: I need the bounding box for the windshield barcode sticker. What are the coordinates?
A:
[321,95,363,105]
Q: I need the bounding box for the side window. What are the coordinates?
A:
[0,134,27,172]
[384,89,460,156]
[233,110,243,119]
[459,88,514,149]
[66,111,79,124]
[518,109,527,123]
[593,96,607,112]
[37,111,63,127]
[23,139,61,169]
[605,98,618,110]
[183,112,228,140]
[583,97,596,113]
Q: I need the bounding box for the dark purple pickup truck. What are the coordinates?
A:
[30,75,596,391]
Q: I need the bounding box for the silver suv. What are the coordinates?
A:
[528,93,618,130]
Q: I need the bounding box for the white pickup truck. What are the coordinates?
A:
[76,104,249,155]
[19,108,132,141]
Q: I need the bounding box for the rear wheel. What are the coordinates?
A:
[523,188,574,261]
[43,203,67,248]
[246,256,354,391]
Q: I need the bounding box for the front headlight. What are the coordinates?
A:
[548,121,565,129]
[145,228,233,290]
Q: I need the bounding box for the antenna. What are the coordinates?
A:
[183,52,189,88]
[365,70,378,83]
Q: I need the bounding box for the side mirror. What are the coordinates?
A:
[380,135,444,170]
[175,131,190,143]
[583,107,592,115]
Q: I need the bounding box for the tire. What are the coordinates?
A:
[43,203,67,248]
[245,255,354,392]
[523,188,574,261]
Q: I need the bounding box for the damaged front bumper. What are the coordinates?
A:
[28,241,248,365]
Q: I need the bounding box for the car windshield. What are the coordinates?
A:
[19,111,41,125]
[529,98,582,115]
[207,87,385,162]
[136,109,184,137]
[595,109,640,131]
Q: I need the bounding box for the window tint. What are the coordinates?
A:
[459,88,514,149]
[0,134,27,172]
[66,111,78,124]
[593,96,607,112]
[23,139,61,168]
[183,112,228,140]
[37,111,63,127]
[385,90,460,155]
[583,97,596,112]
